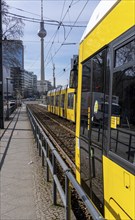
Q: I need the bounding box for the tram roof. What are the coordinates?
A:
[80,0,119,43]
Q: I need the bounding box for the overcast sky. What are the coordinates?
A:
[6,0,100,86]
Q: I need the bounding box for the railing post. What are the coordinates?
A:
[39,129,41,157]
[46,143,49,182]
[27,107,105,220]
[37,126,39,149]
[33,120,36,139]
[42,136,45,167]
[65,175,71,220]
[52,152,57,205]
[31,114,34,133]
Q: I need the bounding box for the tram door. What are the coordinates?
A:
[80,49,109,215]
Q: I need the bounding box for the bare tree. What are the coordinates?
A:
[2,0,24,39]
[2,0,25,67]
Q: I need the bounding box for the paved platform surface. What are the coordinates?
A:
[0,104,75,220]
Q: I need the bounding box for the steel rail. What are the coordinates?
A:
[30,109,76,173]
[28,104,75,135]
[27,106,104,220]
[41,112,75,136]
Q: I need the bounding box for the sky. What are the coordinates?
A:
[6,0,100,86]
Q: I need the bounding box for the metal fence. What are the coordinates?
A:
[27,106,104,220]
[5,104,17,120]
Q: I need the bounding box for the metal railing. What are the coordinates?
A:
[5,104,17,120]
[27,106,104,220]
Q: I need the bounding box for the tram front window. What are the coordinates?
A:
[110,39,135,163]
[80,49,109,215]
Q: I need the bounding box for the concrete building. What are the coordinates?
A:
[2,40,24,99]
[37,80,53,95]
[3,66,13,100]
[3,40,38,99]
[32,74,37,96]
[11,68,37,98]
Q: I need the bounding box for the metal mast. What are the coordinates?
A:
[38,0,47,92]
[0,0,4,128]
[53,64,56,88]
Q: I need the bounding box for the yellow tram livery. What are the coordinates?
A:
[47,86,76,123]
[75,0,135,219]
[47,89,56,114]
[59,86,68,118]
[66,88,76,122]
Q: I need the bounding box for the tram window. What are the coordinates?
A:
[80,60,91,137]
[114,39,135,68]
[82,61,91,92]
[60,94,65,108]
[51,96,53,105]
[91,50,109,145]
[50,97,51,105]
[52,96,54,106]
[55,95,59,106]
[80,50,109,214]
[48,97,50,105]
[68,93,74,109]
[111,39,135,163]
[47,96,49,105]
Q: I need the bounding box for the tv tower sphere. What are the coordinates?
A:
[38,21,47,38]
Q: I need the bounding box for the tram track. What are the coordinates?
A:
[27,104,76,173]
[27,105,105,219]
[27,104,94,220]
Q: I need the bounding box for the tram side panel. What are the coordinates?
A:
[59,89,67,119]
[51,94,55,114]
[75,0,135,219]
[55,93,60,116]
[47,93,51,112]
[103,157,135,219]
[66,88,76,122]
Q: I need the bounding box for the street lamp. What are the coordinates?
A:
[6,77,12,120]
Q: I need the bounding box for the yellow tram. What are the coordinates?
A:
[47,86,76,122]
[75,0,135,219]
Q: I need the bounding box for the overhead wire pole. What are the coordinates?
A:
[53,63,56,88]
[0,0,4,129]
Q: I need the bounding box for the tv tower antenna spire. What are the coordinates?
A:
[41,0,43,21]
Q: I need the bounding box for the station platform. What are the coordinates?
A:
[0,104,67,220]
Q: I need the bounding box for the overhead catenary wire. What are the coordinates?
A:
[4,0,89,84]
[43,0,89,85]
[6,0,90,1]
[3,4,85,77]
[3,11,86,27]
[29,0,88,83]
[45,0,89,68]
[44,0,80,66]
[5,4,88,24]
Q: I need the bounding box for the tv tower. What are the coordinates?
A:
[38,0,47,93]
